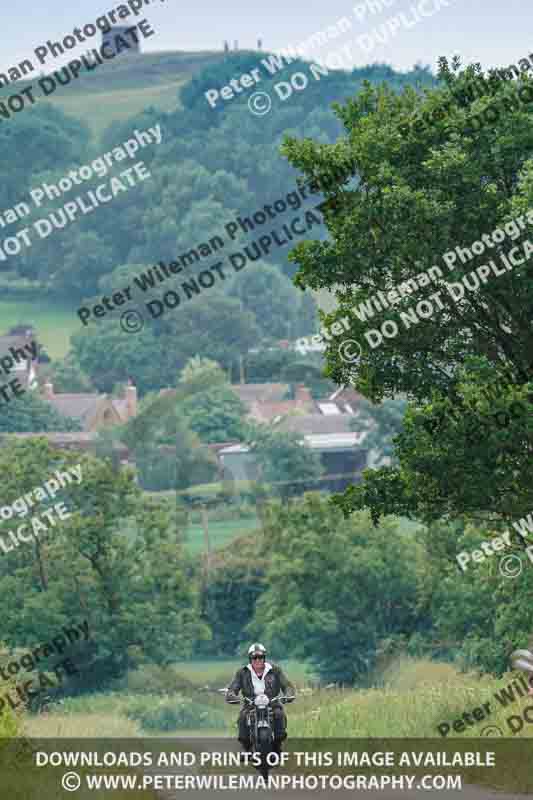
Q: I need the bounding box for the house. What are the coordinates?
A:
[275,414,367,491]
[229,382,367,423]
[0,324,137,456]
[0,328,138,432]
[230,383,290,409]
[42,381,138,431]
[0,332,39,390]
[1,431,131,463]
[218,384,369,493]
[102,26,141,55]
[230,382,317,422]
[325,385,365,414]
[218,428,367,493]
[217,397,368,492]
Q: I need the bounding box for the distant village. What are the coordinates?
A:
[0,326,371,493]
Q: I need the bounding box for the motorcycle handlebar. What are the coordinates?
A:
[236,694,296,705]
[280,695,296,704]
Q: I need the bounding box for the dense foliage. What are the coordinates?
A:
[248,495,421,683]
[0,391,82,433]
[280,58,533,528]
[4,52,531,697]
[179,384,247,444]
[247,425,324,499]
[351,397,408,467]
[0,439,208,687]
[0,58,435,395]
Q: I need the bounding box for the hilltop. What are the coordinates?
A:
[1,48,436,141]
[1,49,232,139]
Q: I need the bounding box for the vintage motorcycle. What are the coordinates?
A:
[226,691,295,779]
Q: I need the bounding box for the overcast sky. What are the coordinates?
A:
[1,0,531,77]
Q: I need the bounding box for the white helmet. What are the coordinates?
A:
[248,642,267,660]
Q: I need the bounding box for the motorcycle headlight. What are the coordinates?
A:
[255,693,269,708]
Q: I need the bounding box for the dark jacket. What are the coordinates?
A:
[226,663,296,702]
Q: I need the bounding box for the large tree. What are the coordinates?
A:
[179,383,247,444]
[71,294,261,395]
[281,58,533,529]
[351,397,408,467]
[121,389,219,491]
[227,261,311,340]
[247,426,324,500]
[249,494,420,683]
[0,439,208,683]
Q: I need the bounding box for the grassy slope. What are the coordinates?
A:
[54,78,182,139]
[0,299,81,360]
[24,656,533,740]
[2,50,231,140]
[0,50,230,357]
[21,658,533,792]
[173,658,312,688]
[0,48,337,351]
[185,515,259,555]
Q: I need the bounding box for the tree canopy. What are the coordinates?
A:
[0,390,81,433]
[0,439,207,683]
[247,425,324,500]
[281,58,533,527]
[249,495,420,682]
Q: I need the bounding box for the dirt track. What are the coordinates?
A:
[147,739,532,800]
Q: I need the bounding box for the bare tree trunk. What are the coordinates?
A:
[34,539,48,591]
[201,505,211,577]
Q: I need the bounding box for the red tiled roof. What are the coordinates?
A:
[112,396,129,422]
[231,383,289,406]
[46,394,107,426]
[250,401,311,422]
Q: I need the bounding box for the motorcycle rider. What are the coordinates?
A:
[226,643,296,753]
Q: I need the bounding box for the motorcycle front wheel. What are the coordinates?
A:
[257,727,272,780]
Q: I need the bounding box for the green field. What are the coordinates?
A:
[53,78,186,139]
[0,298,81,360]
[2,50,230,141]
[173,658,313,688]
[22,658,533,793]
[185,514,259,555]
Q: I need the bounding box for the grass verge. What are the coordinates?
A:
[0,299,80,360]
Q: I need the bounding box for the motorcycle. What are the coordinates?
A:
[226,691,295,779]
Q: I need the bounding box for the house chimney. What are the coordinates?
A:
[295,383,313,407]
[126,381,137,419]
[43,381,54,398]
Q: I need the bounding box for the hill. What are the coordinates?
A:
[1,49,230,139]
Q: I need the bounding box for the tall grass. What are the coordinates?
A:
[289,657,533,738]
[21,657,533,741]
[171,659,313,688]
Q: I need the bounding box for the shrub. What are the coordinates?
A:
[135,449,177,491]
[0,645,27,746]
[124,695,227,731]
[120,665,196,696]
